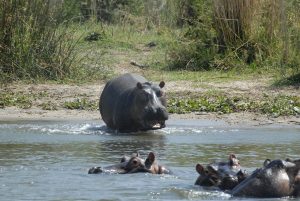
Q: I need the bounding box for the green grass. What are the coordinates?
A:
[67,22,290,85]
[1,19,296,85]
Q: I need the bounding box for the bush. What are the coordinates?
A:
[0,1,80,82]
[166,1,218,70]
[166,0,300,74]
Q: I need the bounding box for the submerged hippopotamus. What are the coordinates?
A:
[231,159,298,198]
[88,152,171,174]
[195,154,247,190]
[286,159,300,197]
[100,73,168,132]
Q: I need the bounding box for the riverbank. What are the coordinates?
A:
[0,107,299,127]
[0,79,299,126]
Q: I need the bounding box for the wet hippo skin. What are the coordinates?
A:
[231,159,296,198]
[88,152,171,175]
[195,154,247,190]
[99,73,168,133]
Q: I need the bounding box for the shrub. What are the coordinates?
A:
[0,0,80,82]
[166,0,300,74]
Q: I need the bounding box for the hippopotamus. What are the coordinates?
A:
[286,159,300,197]
[88,152,171,174]
[195,154,247,190]
[99,73,168,132]
[231,159,297,198]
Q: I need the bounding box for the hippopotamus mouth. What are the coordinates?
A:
[146,120,166,130]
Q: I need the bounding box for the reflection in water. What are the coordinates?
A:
[0,120,300,201]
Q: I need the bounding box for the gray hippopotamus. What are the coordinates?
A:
[88,152,171,174]
[285,158,300,197]
[231,159,297,198]
[100,73,168,132]
[195,154,247,190]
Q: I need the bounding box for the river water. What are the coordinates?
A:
[0,119,299,201]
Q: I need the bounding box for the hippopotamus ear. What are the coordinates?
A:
[148,152,155,162]
[159,81,165,88]
[263,159,271,167]
[136,82,143,89]
[145,152,156,168]
[196,164,205,175]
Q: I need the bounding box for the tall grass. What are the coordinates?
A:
[212,0,257,46]
[167,0,300,75]
[0,0,80,82]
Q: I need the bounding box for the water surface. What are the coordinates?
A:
[0,119,299,201]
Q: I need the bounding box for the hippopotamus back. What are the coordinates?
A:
[231,159,295,198]
[100,73,168,132]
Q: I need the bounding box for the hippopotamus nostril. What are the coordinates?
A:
[156,107,168,120]
[88,167,103,174]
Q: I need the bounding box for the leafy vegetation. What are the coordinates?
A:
[1,89,299,117]
[167,0,300,74]
[1,0,299,83]
[0,0,299,118]
[63,98,98,110]
[168,93,300,116]
[0,91,32,109]
[0,1,76,82]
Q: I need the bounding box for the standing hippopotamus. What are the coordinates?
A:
[231,159,296,198]
[195,154,247,190]
[100,73,168,132]
[88,152,171,174]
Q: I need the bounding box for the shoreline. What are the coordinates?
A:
[1,107,299,127]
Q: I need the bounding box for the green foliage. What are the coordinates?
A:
[63,98,98,110]
[166,1,219,70]
[166,0,300,75]
[0,1,80,82]
[168,94,300,116]
[80,0,143,23]
[272,73,300,87]
[39,102,58,110]
[0,92,32,109]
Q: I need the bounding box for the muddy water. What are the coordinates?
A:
[0,119,299,201]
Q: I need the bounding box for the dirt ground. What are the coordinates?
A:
[1,77,299,126]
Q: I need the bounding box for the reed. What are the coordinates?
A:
[0,0,79,82]
[212,0,258,46]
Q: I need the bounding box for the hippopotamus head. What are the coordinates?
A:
[195,154,247,190]
[130,81,168,131]
[231,159,296,198]
[88,152,171,175]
